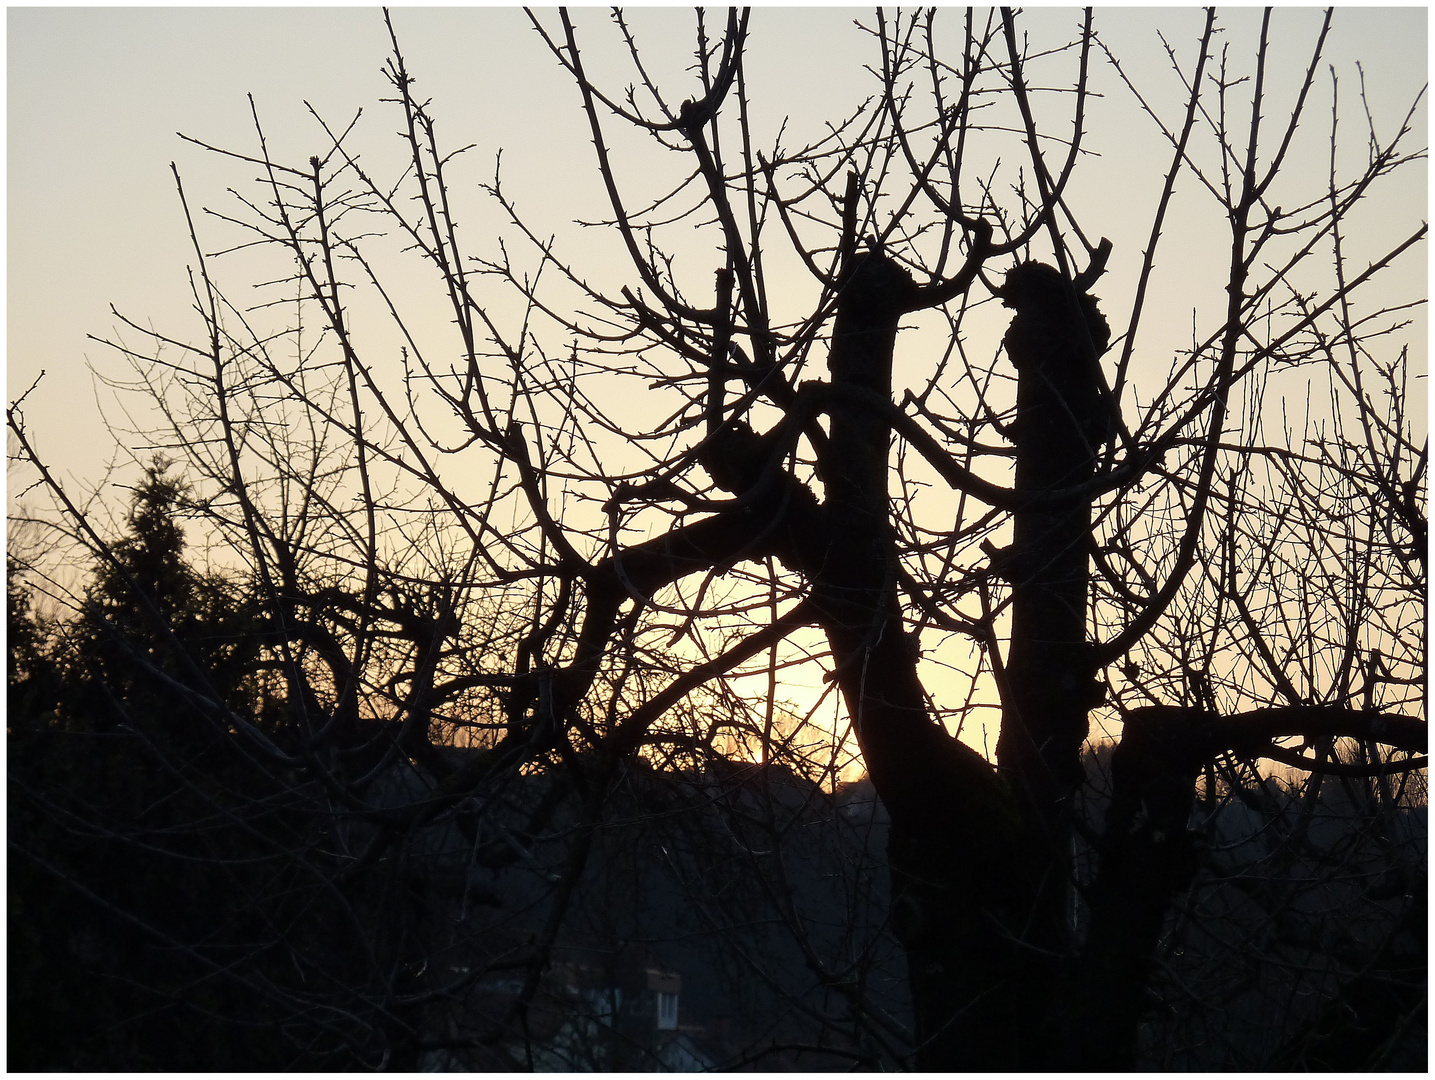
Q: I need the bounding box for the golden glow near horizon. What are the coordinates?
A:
[8,7,1427,769]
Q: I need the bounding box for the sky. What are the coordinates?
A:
[9,6,1426,490]
[7,6,1429,761]
[5,8,887,467]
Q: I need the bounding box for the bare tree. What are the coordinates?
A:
[9,7,1425,1070]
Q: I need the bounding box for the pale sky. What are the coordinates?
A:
[8,6,1426,492]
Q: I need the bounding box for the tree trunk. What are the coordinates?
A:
[993,262,1112,961]
[816,253,1118,1070]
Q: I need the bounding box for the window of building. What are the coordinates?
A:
[656,990,678,1030]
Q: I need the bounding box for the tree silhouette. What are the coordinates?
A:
[9,7,1425,1069]
[9,467,306,1069]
